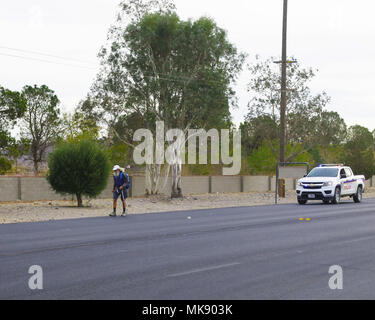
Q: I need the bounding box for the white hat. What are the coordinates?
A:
[113,165,122,171]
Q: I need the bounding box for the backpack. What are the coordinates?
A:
[114,172,131,190]
[124,173,130,190]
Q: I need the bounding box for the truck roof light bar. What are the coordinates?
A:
[318,164,344,167]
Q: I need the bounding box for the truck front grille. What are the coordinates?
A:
[302,182,324,189]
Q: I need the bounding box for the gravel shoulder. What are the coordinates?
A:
[1,188,375,224]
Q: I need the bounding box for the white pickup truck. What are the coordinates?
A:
[296,164,365,205]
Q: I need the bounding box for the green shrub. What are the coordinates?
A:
[47,139,111,207]
[0,156,12,175]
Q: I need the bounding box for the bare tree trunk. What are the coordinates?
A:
[153,164,161,193]
[145,164,163,195]
[76,193,83,207]
[169,131,185,199]
[14,158,18,174]
[145,164,152,195]
[171,162,183,198]
[33,161,39,176]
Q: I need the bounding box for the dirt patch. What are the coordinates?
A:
[1,188,374,224]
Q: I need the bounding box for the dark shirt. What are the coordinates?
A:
[113,172,128,190]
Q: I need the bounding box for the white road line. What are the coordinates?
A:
[166,262,241,278]
[339,235,375,245]
[117,249,130,253]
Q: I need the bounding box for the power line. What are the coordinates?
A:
[0,52,97,70]
[0,52,227,85]
[142,74,225,86]
[0,45,97,65]
[0,47,229,86]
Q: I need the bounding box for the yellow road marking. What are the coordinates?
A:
[299,218,311,221]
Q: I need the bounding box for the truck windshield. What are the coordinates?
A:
[307,168,338,178]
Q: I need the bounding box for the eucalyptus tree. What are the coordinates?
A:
[88,0,244,196]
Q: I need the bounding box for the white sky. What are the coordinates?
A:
[0,0,374,131]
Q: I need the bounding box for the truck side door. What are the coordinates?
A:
[345,168,356,194]
[339,168,350,195]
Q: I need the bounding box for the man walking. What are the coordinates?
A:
[109,165,130,217]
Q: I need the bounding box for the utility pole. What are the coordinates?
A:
[279,0,288,163]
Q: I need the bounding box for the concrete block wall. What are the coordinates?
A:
[182,176,210,195]
[0,177,19,202]
[0,176,112,202]
[130,176,147,197]
[20,177,68,201]
[160,177,172,195]
[243,176,270,192]
[137,175,270,196]
[285,178,295,191]
[4,173,372,202]
[211,176,242,193]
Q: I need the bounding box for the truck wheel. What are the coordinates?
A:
[332,187,341,204]
[323,199,330,204]
[353,186,362,203]
[298,199,307,205]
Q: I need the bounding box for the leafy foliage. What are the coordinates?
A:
[90,11,244,132]
[62,110,101,142]
[245,56,344,161]
[4,137,30,173]
[343,125,375,179]
[20,85,62,175]
[247,140,313,175]
[108,143,131,168]
[47,139,111,207]
[0,86,26,126]
[0,156,12,174]
[0,86,26,152]
[241,115,279,156]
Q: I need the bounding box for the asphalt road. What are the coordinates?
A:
[1,198,375,300]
